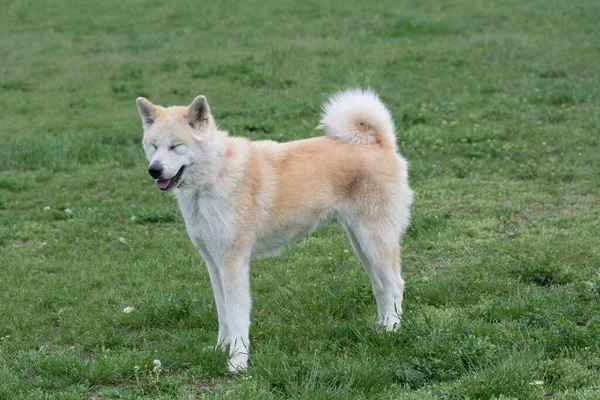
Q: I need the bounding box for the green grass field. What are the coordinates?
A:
[1,0,599,398]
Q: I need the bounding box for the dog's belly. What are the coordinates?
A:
[251,223,319,259]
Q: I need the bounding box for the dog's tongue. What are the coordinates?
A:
[156,179,171,190]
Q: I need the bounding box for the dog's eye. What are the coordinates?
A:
[150,144,157,150]
[170,144,181,151]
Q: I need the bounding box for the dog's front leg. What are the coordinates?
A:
[220,252,252,373]
[195,246,229,349]
[205,259,229,349]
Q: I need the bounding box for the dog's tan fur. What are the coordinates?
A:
[136,89,413,372]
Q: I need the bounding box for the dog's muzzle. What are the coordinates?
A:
[149,163,185,191]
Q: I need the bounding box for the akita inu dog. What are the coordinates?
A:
[136,89,413,372]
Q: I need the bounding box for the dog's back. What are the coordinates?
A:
[244,89,412,260]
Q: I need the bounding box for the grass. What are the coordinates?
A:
[1,0,599,398]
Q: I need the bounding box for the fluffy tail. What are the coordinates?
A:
[317,89,397,150]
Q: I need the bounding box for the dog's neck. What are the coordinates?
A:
[175,135,250,200]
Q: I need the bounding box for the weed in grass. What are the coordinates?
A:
[512,251,574,287]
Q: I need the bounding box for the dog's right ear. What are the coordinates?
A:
[188,95,211,129]
[136,97,157,129]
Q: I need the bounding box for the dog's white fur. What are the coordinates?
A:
[136,89,413,372]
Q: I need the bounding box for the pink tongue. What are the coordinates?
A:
[156,179,171,189]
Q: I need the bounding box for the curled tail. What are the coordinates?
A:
[317,89,397,150]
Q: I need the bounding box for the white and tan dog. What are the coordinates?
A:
[136,89,413,372]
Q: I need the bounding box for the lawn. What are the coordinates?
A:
[1,0,599,398]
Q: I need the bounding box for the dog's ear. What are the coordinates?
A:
[136,97,157,128]
[188,95,210,129]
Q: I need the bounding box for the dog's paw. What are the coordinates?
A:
[228,353,248,373]
[384,321,400,332]
[380,315,401,332]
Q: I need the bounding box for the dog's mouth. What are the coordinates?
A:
[156,166,185,191]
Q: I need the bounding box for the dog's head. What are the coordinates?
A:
[136,95,219,192]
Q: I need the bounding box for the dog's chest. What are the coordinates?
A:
[176,191,328,263]
[177,193,235,258]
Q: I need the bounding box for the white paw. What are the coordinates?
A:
[381,315,401,331]
[228,353,248,373]
[384,321,400,332]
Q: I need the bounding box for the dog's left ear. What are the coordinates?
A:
[188,95,211,129]
[136,97,157,129]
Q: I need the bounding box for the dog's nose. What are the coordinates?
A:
[148,162,163,179]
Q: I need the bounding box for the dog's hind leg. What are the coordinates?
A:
[343,218,405,331]
[343,225,388,322]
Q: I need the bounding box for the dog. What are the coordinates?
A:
[135,89,413,372]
